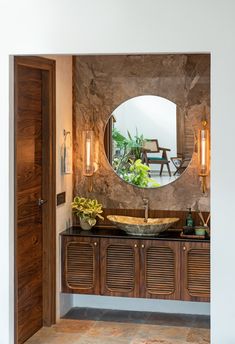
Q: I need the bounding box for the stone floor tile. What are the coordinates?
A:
[146,313,195,327]
[76,335,131,344]
[100,309,151,324]
[26,332,81,344]
[86,320,141,339]
[191,315,210,329]
[186,327,210,343]
[52,319,95,334]
[136,324,190,342]
[131,339,189,344]
[63,307,106,321]
[25,310,211,344]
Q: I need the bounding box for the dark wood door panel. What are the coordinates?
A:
[18,66,42,109]
[140,240,181,300]
[16,62,43,344]
[181,242,210,302]
[18,282,42,344]
[17,135,42,158]
[17,188,41,224]
[15,56,56,344]
[100,238,139,298]
[17,229,42,269]
[18,261,42,290]
[17,164,42,192]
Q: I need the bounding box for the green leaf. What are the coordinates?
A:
[71,196,104,222]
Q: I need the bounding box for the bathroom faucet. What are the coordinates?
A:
[143,198,149,222]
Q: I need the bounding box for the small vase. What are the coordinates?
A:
[195,225,208,236]
[79,218,95,230]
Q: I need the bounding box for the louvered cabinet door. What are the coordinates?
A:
[61,236,99,294]
[181,242,210,302]
[140,240,181,300]
[100,238,140,297]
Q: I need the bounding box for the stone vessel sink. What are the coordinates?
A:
[107,215,180,236]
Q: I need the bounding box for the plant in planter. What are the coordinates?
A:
[123,159,160,188]
[72,196,104,230]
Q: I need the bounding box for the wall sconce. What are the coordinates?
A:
[198,120,210,193]
[83,130,94,192]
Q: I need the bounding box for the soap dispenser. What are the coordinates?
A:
[186,208,194,227]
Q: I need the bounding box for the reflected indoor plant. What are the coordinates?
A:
[72,196,104,230]
[123,159,160,188]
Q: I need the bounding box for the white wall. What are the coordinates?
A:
[1,0,235,343]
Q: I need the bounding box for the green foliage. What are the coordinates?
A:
[72,196,104,226]
[126,129,144,160]
[112,127,128,149]
[112,127,160,188]
[112,127,145,175]
[123,159,160,188]
[112,127,144,161]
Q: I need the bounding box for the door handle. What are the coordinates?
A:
[37,198,47,206]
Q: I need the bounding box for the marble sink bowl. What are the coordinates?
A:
[107,215,180,236]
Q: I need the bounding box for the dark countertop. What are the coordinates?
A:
[60,226,210,243]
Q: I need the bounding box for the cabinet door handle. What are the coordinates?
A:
[94,242,98,246]
[183,246,186,251]
[134,244,138,248]
[141,244,145,248]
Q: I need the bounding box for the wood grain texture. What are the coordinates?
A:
[15,56,56,344]
[100,238,140,298]
[61,236,100,295]
[15,64,43,344]
[139,240,181,300]
[181,242,210,302]
[62,233,210,303]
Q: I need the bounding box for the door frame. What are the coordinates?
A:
[14,56,56,342]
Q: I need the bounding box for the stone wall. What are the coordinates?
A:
[73,54,210,211]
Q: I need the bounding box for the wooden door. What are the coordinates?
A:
[100,238,140,297]
[181,242,210,302]
[15,57,55,344]
[61,236,100,294]
[140,240,181,300]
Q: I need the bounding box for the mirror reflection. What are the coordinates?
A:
[104,95,194,188]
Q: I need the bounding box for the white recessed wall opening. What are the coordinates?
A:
[1,1,235,343]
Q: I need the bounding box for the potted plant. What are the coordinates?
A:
[72,196,104,230]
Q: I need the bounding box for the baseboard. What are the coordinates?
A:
[60,293,73,317]
[72,294,210,315]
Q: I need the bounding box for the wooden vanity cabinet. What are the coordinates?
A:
[100,238,181,300]
[181,242,210,302]
[140,240,181,300]
[100,238,140,297]
[61,236,100,294]
[61,232,210,302]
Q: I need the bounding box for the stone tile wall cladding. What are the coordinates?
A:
[73,54,210,211]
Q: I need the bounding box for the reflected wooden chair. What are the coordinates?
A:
[170,155,191,175]
[142,139,171,177]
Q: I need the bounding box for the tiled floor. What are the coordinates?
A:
[26,308,210,344]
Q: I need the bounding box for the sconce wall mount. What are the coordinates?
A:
[83,130,95,192]
[198,120,210,193]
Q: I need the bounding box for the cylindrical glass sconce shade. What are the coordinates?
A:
[198,124,210,177]
[83,130,94,176]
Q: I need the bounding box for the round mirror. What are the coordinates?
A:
[104,95,194,188]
